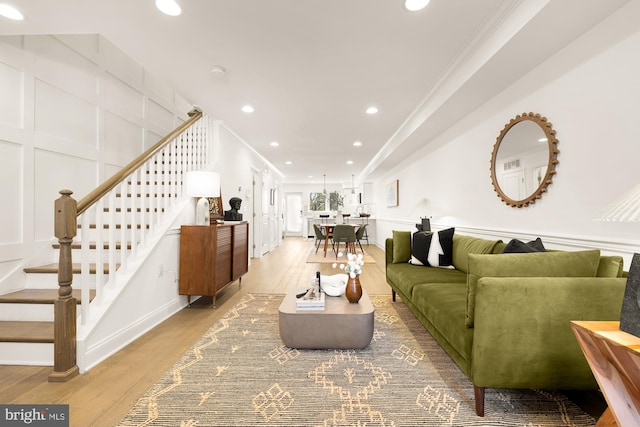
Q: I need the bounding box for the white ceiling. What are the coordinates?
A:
[0,0,629,186]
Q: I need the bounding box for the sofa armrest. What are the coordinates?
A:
[471,276,626,389]
[385,238,394,268]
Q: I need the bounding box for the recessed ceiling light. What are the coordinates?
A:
[155,0,182,16]
[366,106,379,115]
[538,138,548,142]
[0,4,24,20]
[241,105,254,113]
[270,141,279,147]
[404,0,430,12]
[346,160,354,165]
[353,141,362,147]
[285,161,292,165]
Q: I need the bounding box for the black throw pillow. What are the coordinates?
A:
[409,227,455,268]
[410,231,432,266]
[502,237,546,253]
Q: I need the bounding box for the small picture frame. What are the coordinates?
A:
[208,195,224,221]
[386,179,399,207]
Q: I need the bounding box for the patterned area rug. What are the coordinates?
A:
[118,294,595,426]
[306,248,376,264]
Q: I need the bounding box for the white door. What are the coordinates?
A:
[261,174,271,255]
[501,170,525,200]
[285,192,303,236]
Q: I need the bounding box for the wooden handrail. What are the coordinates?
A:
[76,108,203,215]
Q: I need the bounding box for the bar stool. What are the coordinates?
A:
[319,214,330,224]
[342,213,350,224]
[358,213,370,245]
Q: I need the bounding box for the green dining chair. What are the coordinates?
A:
[332,224,357,258]
[355,223,368,254]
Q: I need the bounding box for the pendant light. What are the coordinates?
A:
[351,174,355,194]
[323,174,327,195]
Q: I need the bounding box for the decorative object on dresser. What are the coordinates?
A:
[223,197,243,221]
[179,221,248,307]
[184,171,220,225]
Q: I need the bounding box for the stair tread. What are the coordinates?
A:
[0,289,94,304]
[52,242,132,250]
[23,263,119,274]
[0,321,54,342]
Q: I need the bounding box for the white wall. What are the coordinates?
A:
[0,34,193,292]
[372,1,640,267]
[215,125,284,256]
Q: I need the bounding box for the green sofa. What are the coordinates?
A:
[385,231,627,416]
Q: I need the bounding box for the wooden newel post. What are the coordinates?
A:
[49,189,80,382]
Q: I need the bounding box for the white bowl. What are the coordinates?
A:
[319,273,348,297]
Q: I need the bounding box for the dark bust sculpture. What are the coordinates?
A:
[224,197,243,221]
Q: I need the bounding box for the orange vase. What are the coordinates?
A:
[345,275,362,303]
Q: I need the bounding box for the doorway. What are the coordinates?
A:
[284,192,303,237]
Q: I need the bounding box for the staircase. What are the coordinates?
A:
[0,109,213,368]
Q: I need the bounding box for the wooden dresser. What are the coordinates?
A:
[179,222,248,307]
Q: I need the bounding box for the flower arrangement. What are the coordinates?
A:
[332,252,364,278]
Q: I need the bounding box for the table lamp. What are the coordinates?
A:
[597,183,640,337]
[185,171,220,225]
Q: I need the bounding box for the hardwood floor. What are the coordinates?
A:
[0,237,606,426]
[0,237,389,426]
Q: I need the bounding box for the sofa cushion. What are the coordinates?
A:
[409,228,455,268]
[451,234,503,273]
[465,250,602,327]
[387,263,467,298]
[597,256,624,278]
[409,231,432,266]
[502,237,546,253]
[392,230,411,264]
[412,282,474,365]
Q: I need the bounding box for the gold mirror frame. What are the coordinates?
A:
[490,112,559,208]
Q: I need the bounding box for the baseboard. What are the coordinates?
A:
[78,296,186,373]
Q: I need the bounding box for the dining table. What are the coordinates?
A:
[318,223,360,257]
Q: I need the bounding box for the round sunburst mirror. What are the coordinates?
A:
[490,112,559,208]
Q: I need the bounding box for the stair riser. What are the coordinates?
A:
[77,228,146,243]
[66,248,131,264]
[0,303,53,321]
[91,211,166,223]
[0,342,53,365]
[25,273,104,290]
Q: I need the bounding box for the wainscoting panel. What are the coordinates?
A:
[0,61,22,129]
[0,141,22,244]
[103,72,145,124]
[147,99,174,136]
[33,149,96,240]
[34,78,98,149]
[27,35,99,104]
[105,110,144,159]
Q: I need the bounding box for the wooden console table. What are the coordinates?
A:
[571,321,640,427]
[179,222,248,307]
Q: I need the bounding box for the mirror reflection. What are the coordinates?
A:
[490,113,559,207]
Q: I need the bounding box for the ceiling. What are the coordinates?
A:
[0,0,629,186]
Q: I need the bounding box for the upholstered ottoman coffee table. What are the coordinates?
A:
[278,287,374,349]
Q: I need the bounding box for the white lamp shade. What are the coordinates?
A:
[185,171,220,197]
